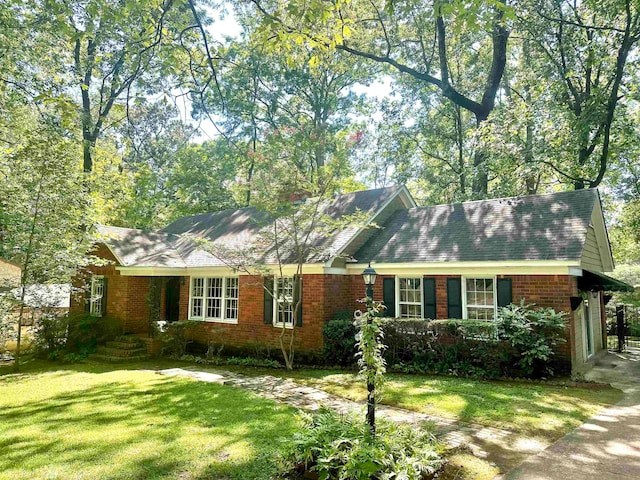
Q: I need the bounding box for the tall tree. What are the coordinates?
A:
[249,0,513,196]
[0,119,94,370]
[195,11,371,203]
[519,0,640,189]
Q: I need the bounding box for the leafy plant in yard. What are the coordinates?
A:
[324,303,568,378]
[159,320,202,357]
[354,297,387,436]
[32,312,69,359]
[0,295,16,354]
[495,302,567,376]
[276,408,443,480]
[322,310,357,366]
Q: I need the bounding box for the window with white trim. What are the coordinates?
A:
[89,276,104,317]
[190,277,239,323]
[464,278,495,320]
[398,277,422,318]
[274,276,294,327]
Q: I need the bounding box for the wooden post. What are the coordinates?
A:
[616,305,625,353]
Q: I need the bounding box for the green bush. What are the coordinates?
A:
[33,313,123,359]
[32,312,69,358]
[496,302,567,377]
[276,408,443,480]
[159,320,202,357]
[322,310,357,366]
[0,295,16,353]
[322,304,569,378]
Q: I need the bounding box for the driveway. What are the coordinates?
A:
[504,349,640,479]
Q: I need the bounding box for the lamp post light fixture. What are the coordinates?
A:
[362,262,377,299]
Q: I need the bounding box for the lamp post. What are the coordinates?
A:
[361,262,377,436]
[362,262,377,299]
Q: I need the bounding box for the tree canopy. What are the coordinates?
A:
[1,0,640,281]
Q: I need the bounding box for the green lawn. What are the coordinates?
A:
[0,360,624,479]
[223,367,624,442]
[0,361,298,480]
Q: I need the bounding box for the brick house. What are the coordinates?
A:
[70,186,631,372]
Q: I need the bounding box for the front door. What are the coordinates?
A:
[166,277,181,323]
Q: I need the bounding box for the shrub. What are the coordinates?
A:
[32,313,123,359]
[32,311,69,358]
[322,304,569,379]
[0,295,16,353]
[277,409,443,480]
[496,302,567,377]
[323,310,357,366]
[159,320,202,357]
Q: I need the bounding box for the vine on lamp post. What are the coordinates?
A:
[355,262,386,438]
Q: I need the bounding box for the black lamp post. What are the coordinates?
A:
[362,262,377,299]
[361,261,377,437]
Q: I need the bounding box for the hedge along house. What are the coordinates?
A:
[70,186,631,372]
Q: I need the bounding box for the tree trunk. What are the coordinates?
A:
[472,114,489,197]
[83,138,93,173]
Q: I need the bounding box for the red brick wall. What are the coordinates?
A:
[180,274,356,355]
[69,243,151,334]
[348,273,576,362]
[502,274,577,361]
[71,247,579,364]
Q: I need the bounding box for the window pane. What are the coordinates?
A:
[226,298,238,320]
[468,307,494,321]
[90,277,104,316]
[465,278,495,320]
[398,277,422,318]
[226,277,239,299]
[208,277,222,299]
[276,277,294,325]
[192,298,202,317]
[192,278,204,297]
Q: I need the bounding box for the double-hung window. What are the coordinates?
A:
[464,278,495,320]
[397,277,422,318]
[89,276,105,317]
[274,276,295,327]
[190,277,239,323]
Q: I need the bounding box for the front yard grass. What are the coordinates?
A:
[223,367,624,442]
[0,360,298,480]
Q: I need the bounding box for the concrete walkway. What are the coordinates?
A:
[505,349,640,479]
[157,367,548,472]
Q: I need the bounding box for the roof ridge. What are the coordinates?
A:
[409,188,596,211]
[97,224,181,239]
[162,186,403,230]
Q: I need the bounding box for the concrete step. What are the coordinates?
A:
[96,346,148,357]
[89,353,150,363]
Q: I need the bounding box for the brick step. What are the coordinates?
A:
[114,334,146,343]
[96,346,148,357]
[105,340,144,350]
[89,353,150,363]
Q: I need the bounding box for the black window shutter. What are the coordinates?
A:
[100,278,108,317]
[382,277,396,318]
[263,276,274,324]
[447,278,463,319]
[84,280,91,314]
[497,278,513,308]
[294,275,303,327]
[423,278,436,319]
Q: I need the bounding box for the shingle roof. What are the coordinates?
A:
[95,225,188,267]
[353,189,598,263]
[98,186,403,268]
